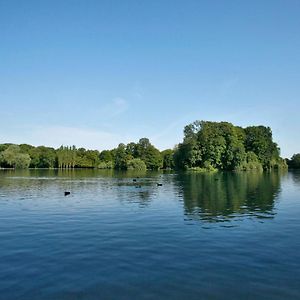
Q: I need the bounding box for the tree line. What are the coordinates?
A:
[287,154,300,169]
[0,138,169,170]
[174,121,288,171]
[0,120,296,171]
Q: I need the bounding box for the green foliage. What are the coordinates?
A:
[161,149,175,169]
[126,158,147,171]
[98,161,113,169]
[189,163,218,173]
[114,143,131,170]
[57,146,77,168]
[203,161,218,172]
[29,146,56,168]
[178,171,281,221]
[75,148,99,168]
[19,144,35,154]
[174,120,285,172]
[0,121,286,172]
[83,150,100,168]
[245,126,280,169]
[173,141,199,170]
[135,138,162,170]
[0,145,31,169]
[14,153,32,169]
[125,142,138,157]
[0,143,12,153]
[99,150,113,162]
[56,146,100,168]
[288,154,300,169]
[270,157,288,169]
[175,121,245,170]
[235,151,263,171]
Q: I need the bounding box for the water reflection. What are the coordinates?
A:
[0,169,164,207]
[0,169,287,223]
[175,171,283,223]
[291,170,300,185]
[1,169,300,300]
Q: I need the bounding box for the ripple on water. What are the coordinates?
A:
[0,170,300,299]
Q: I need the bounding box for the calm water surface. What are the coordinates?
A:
[0,170,300,299]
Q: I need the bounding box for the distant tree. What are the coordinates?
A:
[14,154,32,169]
[99,150,113,162]
[175,121,245,170]
[73,147,99,168]
[236,151,263,171]
[0,145,31,168]
[0,121,286,172]
[0,144,12,153]
[161,149,175,169]
[75,148,86,167]
[136,138,162,170]
[114,143,131,170]
[245,126,279,169]
[110,148,117,162]
[199,122,246,170]
[98,161,113,169]
[29,146,56,168]
[84,150,100,168]
[19,144,35,154]
[57,146,67,168]
[174,141,200,169]
[56,146,77,168]
[289,154,300,169]
[127,158,147,171]
[174,120,284,171]
[126,142,138,157]
[71,145,77,168]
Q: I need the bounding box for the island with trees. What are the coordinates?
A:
[0,120,293,171]
[287,154,300,169]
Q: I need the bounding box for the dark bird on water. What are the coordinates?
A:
[64,191,71,196]
[157,183,163,187]
[133,179,137,182]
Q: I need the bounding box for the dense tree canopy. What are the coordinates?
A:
[0,145,31,169]
[0,120,289,171]
[114,143,130,170]
[135,138,162,170]
[127,158,147,171]
[29,146,56,168]
[174,120,287,171]
[287,154,300,169]
[161,149,175,169]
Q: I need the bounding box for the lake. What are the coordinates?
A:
[0,169,300,299]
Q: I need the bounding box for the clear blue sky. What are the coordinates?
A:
[0,0,299,157]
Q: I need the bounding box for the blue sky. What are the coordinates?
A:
[0,0,299,157]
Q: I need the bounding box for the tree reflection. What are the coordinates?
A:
[175,171,283,222]
[291,170,300,185]
[0,169,287,221]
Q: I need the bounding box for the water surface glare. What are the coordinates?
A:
[0,169,300,299]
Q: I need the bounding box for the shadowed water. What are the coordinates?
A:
[0,169,300,299]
